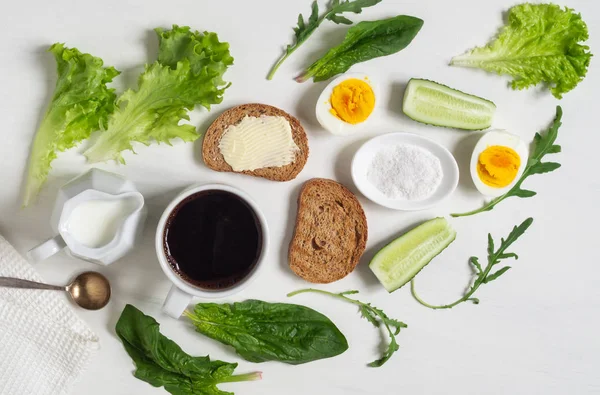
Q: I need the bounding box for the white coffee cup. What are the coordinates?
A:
[156,184,269,318]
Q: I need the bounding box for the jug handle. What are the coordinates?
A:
[27,235,67,263]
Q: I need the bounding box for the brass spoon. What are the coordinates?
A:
[0,271,111,310]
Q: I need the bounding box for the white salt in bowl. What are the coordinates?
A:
[351,132,459,210]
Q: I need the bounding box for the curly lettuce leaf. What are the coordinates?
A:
[84,26,233,164]
[450,4,592,99]
[23,44,119,206]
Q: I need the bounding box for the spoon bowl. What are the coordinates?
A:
[66,271,111,310]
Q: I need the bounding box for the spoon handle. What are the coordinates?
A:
[0,277,64,291]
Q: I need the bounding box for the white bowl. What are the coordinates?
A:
[351,133,459,210]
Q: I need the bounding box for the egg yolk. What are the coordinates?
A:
[329,79,375,124]
[477,145,521,188]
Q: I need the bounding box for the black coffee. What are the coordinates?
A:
[163,190,262,289]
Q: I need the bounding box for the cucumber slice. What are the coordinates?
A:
[370,217,456,292]
[402,78,496,130]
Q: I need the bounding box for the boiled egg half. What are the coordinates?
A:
[470,130,528,197]
[316,73,378,135]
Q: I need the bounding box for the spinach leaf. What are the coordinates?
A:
[297,15,423,82]
[184,300,348,364]
[116,305,261,395]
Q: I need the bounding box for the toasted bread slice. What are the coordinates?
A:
[202,103,309,181]
[289,178,368,283]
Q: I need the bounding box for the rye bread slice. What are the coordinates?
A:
[202,103,309,181]
[289,178,368,283]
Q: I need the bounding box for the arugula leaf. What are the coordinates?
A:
[411,218,533,309]
[184,300,348,364]
[287,289,407,367]
[116,305,261,395]
[83,25,233,164]
[296,15,423,82]
[23,44,119,206]
[451,4,592,99]
[452,106,563,217]
[266,0,381,80]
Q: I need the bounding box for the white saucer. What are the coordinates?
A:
[351,132,459,210]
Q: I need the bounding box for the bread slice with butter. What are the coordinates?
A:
[289,178,368,283]
[203,104,309,181]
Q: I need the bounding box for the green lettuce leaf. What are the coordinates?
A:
[84,25,234,164]
[23,44,119,206]
[450,4,592,99]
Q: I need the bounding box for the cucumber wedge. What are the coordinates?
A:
[402,78,496,130]
[370,217,456,292]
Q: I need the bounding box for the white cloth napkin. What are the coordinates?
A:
[0,235,99,395]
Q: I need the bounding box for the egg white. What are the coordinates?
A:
[315,73,379,135]
[470,130,529,197]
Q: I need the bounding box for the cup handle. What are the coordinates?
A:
[163,285,193,318]
[27,235,67,263]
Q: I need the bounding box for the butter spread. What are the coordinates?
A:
[219,115,299,171]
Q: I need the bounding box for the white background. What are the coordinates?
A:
[1,0,598,394]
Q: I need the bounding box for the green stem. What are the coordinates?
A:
[450,195,506,218]
[23,109,67,207]
[287,288,362,307]
[267,46,299,80]
[449,55,486,67]
[23,117,52,207]
[410,265,490,310]
[84,137,120,163]
[450,206,488,218]
[219,372,262,383]
[294,70,314,83]
[182,310,195,321]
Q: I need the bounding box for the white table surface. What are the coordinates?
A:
[1,0,598,394]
